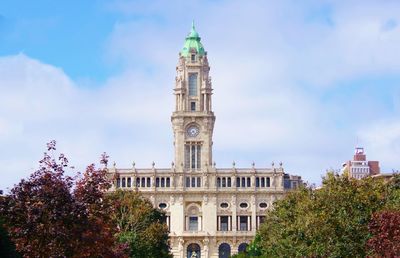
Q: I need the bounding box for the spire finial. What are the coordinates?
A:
[192,20,195,30]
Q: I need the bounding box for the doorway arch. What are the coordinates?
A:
[218,243,231,258]
[187,243,201,258]
[238,243,248,254]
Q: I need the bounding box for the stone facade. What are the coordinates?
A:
[108,24,302,258]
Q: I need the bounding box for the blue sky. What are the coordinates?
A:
[1,0,400,191]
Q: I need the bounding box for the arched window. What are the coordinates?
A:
[166,177,170,187]
[261,177,265,187]
[127,177,131,187]
[147,177,151,187]
[187,243,200,258]
[218,243,231,258]
[161,177,165,187]
[141,177,145,187]
[122,177,126,187]
[238,243,248,254]
[217,177,221,187]
[156,177,160,187]
[227,177,231,187]
[116,178,121,188]
[136,178,140,187]
[266,177,271,187]
[222,177,226,187]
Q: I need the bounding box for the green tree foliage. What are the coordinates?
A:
[0,141,125,257]
[252,172,400,258]
[108,190,172,258]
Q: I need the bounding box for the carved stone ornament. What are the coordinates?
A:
[203,195,208,204]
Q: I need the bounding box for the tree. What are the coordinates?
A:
[256,172,389,258]
[0,211,20,257]
[367,210,400,257]
[0,141,125,257]
[108,190,172,258]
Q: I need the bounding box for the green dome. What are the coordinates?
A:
[181,21,205,57]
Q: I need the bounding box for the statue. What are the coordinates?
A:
[190,251,197,258]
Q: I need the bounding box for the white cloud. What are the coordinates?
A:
[359,120,400,172]
[1,1,400,190]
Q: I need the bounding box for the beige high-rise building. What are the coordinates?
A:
[108,23,302,258]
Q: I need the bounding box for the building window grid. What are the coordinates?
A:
[236,177,252,188]
[217,177,233,188]
[185,176,201,188]
[255,177,271,188]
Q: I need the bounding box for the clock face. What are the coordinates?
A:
[187,125,200,137]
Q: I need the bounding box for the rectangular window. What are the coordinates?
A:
[191,54,196,62]
[186,143,201,170]
[257,216,266,229]
[191,177,196,187]
[239,216,248,231]
[185,145,190,169]
[197,177,201,187]
[189,73,198,96]
[191,145,196,169]
[220,216,229,231]
[189,216,198,231]
[186,177,190,187]
[191,102,196,111]
[197,145,201,169]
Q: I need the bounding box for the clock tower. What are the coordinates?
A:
[171,22,215,171]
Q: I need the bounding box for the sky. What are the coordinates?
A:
[1,0,400,191]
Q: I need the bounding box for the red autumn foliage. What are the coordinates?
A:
[0,141,127,257]
[367,210,400,257]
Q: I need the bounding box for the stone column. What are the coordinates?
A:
[251,195,256,232]
[232,196,237,231]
